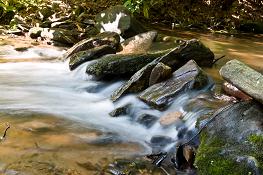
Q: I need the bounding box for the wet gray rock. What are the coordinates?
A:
[150,135,173,147]
[109,104,132,117]
[136,114,158,128]
[119,31,157,54]
[86,50,169,78]
[95,5,146,38]
[111,39,214,101]
[69,45,116,70]
[138,60,209,110]
[64,32,120,61]
[220,59,263,104]
[149,62,172,86]
[195,101,263,175]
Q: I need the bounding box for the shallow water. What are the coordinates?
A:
[0,32,262,174]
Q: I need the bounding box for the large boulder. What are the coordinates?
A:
[86,50,170,78]
[64,32,120,60]
[195,101,263,175]
[111,39,214,101]
[220,59,263,104]
[95,5,147,39]
[138,60,209,110]
[119,31,157,54]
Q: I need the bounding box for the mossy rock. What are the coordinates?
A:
[86,49,169,78]
[195,101,263,175]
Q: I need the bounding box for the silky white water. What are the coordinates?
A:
[0,48,213,153]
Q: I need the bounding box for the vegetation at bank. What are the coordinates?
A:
[1,0,263,33]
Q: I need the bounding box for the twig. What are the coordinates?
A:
[213,55,226,64]
[0,123,10,141]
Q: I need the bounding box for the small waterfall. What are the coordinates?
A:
[0,51,214,153]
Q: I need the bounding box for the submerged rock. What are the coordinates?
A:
[119,31,157,54]
[222,81,252,101]
[136,114,158,128]
[95,5,146,38]
[195,101,263,175]
[150,135,173,147]
[109,104,132,117]
[138,60,209,109]
[111,39,214,101]
[220,59,263,104]
[86,50,169,78]
[69,45,116,70]
[64,32,120,60]
[159,111,183,126]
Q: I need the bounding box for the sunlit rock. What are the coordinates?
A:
[95,5,146,39]
[119,31,157,54]
[159,111,183,126]
[29,27,44,39]
[220,59,263,104]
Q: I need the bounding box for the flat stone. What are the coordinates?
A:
[220,59,263,104]
[138,60,209,110]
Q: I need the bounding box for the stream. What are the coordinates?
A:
[0,32,262,174]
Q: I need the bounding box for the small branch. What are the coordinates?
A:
[0,123,10,141]
[213,55,226,65]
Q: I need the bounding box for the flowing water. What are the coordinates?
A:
[0,33,262,174]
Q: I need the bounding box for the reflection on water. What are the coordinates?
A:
[158,29,263,81]
[0,113,142,174]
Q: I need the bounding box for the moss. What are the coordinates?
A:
[248,134,263,170]
[195,132,254,175]
[248,134,263,147]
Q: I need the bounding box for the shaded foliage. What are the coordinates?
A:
[123,0,263,32]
